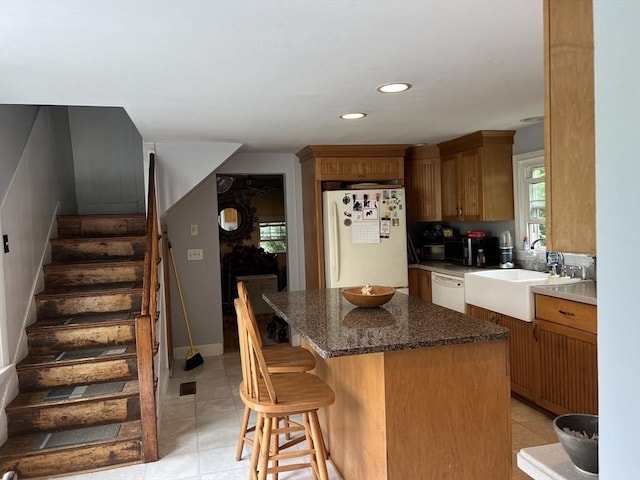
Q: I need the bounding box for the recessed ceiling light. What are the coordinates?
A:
[340,112,367,120]
[377,83,412,94]
[520,116,544,123]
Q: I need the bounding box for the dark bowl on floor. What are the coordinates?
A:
[553,413,598,475]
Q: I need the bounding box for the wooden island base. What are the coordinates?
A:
[307,339,511,480]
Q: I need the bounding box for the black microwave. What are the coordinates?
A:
[444,236,499,266]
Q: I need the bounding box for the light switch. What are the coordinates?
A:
[190,224,198,236]
[187,249,203,260]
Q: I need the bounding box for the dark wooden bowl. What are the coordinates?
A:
[341,286,396,308]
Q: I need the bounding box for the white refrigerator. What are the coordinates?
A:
[322,188,409,291]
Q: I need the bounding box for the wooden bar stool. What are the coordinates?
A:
[234,297,334,480]
[235,282,316,462]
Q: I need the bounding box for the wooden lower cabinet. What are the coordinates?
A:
[467,305,538,401]
[468,296,598,416]
[535,295,598,415]
[408,268,431,302]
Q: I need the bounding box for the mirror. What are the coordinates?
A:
[218,197,257,245]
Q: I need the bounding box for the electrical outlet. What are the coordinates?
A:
[190,224,198,236]
[187,248,203,260]
[3,234,8,253]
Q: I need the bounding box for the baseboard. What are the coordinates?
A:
[173,343,223,361]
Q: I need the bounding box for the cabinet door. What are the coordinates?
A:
[536,319,598,415]
[417,269,432,302]
[317,157,403,181]
[544,0,596,254]
[408,268,419,297]
[458,148,482,221]
[440,153,459,220]
[405,154,441,222]
[467,305,538,401]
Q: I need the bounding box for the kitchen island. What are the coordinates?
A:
[262,289,511,480]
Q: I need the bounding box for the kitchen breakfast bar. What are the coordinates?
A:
[262,289,511,480]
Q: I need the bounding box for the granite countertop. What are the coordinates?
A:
[410,262,598,305]
[531,281,597,306]
[262,289,509,358]
[408,261,480,277]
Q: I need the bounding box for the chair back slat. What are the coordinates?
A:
[234,296,278,404]
[234,298,253,399]
[237,281,264,347]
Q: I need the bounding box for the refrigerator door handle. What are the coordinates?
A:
[329,200,340,282]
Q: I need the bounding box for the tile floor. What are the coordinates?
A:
[52,353,556,480]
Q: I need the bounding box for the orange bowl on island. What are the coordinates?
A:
[341,285,396,308]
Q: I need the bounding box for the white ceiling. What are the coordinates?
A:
[0,0,543,154]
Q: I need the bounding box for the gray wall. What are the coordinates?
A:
[594,1,640,476]
[163,152,305,356]
[68,107,144,214]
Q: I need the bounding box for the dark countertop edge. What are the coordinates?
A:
[530,281,597,305]
[313,333,510,359]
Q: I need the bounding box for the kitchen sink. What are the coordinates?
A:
[464,269,583,321]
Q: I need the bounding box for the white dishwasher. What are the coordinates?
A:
[431,272,466,313]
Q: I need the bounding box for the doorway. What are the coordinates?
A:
[216,174,287,353]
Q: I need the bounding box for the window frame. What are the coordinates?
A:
[513,149,546,251]
[259,220,287,254]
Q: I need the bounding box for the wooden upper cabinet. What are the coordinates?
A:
[298,145,406,182]
[297,144,407,290]
[437,130,515,222]
[405,145,441,222]
[544,0,596,254]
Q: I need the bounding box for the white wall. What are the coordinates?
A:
[155,141,241,216]
[593,1,640,476]
[0,106,76,445]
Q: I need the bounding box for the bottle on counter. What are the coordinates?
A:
[476,248,485,267]
[523,236,530,250]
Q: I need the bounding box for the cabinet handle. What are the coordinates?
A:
[357,174,365,179]
[533,322,538,341]
[558,310,576,317]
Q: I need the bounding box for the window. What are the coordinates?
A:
[259,221,287,254]
[514,150,546,250]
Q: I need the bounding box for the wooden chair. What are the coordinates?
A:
[235,282,316,462]
[234,297,335,480]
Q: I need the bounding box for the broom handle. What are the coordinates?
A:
[168,242,196,349]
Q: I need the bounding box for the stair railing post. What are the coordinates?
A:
[135,314,158,461]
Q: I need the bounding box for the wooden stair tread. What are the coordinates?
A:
[0,420,142,458]
[45,258,145,268]
[35,282,143,298]
[51,235,147,243]
[7,380,140,412]
[18,345,137,369]
[27,311,138,331]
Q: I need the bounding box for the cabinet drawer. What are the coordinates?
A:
[535,295,597,333]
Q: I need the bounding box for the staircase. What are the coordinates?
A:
[0,213,159,478]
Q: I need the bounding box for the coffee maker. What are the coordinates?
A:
[499,231,514,269]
